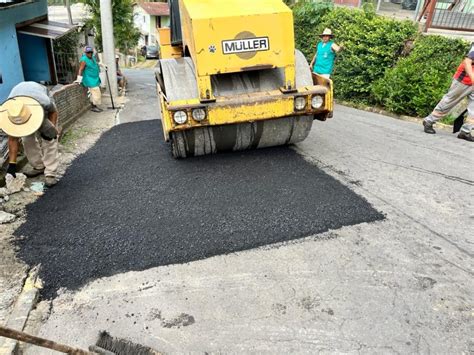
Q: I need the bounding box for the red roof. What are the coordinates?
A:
[139,2,169,16]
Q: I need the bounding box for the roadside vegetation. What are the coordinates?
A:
[60,127,95,151]
[80,0,140,53]
[292,0,469,120]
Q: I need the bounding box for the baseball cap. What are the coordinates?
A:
[84,46,94,53]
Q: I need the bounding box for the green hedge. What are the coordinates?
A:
[372,35,467,116]
[292,2,469,117]
[294,3,418,103]
[322,7,418,103]
[293,0,334,60]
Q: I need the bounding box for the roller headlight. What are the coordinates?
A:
[294,96,306,111]
[173,110,187,124]
[311,95,324,109]
[192,108,206,121]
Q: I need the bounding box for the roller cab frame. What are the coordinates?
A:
[155,0,333,144]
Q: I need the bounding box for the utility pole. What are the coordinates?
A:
[376,0,383,12]
[100,0,118,98]
[65,0,73,25]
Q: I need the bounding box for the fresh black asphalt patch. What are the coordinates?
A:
[15,120,384,298]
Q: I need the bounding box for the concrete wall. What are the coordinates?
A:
[0,25,24,102]
[0,0,48,102]
[52,83,91,130]
[133,6,149,46]
[150,15,156,44]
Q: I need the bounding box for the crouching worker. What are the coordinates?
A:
[0,82,59,187]
[116,55,127,93]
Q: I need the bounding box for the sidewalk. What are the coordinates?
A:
[131,59,158,69]
[425,28,474,42]
[0,97,122,354]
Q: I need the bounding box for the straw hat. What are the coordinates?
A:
[319,28,334,37]
[0,96,44,137]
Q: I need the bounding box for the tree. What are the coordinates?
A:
[80,0,140,53]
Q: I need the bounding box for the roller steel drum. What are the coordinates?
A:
[160,50,313,158]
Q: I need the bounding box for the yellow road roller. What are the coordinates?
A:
[156,0,333,158]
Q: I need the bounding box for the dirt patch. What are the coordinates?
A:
[146,309,195,328]
[298,296,321,312]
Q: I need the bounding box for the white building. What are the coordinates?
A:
[133,1,170,46]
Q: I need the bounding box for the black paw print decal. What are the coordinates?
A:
[209,45,216,53]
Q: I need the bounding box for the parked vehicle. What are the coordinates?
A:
[401,0,418,10]
[146,45,159,59]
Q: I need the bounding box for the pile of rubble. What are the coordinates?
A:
[0,174,44,224]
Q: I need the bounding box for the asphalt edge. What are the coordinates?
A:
[0,95,125,354]
[0,266,41,355]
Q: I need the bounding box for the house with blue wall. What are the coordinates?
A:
[0,0,75,102]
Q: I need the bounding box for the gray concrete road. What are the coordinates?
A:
[117,68,160,124]
[26,70,473,354]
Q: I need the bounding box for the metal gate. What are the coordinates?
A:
[422,0,474,32]
[54,52,79,84]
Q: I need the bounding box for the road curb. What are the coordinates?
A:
[0,267,41,355]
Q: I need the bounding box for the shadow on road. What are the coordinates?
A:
[15,121,384,298]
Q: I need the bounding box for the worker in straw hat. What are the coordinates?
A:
[0,82,60,187]
[309,28,343,79]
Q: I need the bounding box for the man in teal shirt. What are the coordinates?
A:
[309,28,342,79]
[76,46,102,112]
